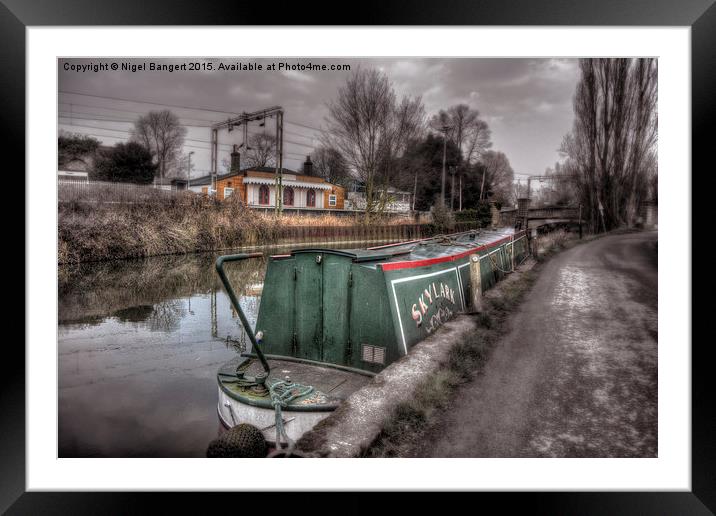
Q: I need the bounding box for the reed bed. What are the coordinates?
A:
[58,194,451,264]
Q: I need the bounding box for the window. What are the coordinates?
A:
[224,187,234,198]
[259,185,270,205]
[306,189,316,207]
[328,194,337,207]
[283,187,294,206]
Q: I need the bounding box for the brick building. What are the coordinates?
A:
[189,166,345,210]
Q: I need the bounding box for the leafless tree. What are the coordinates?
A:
[309,146,351,186]
[561,58,657,230]
[131,110,187,180]
[430,104,492,209]
[244,132,277,168]
[541,162,578,206]
[480,150,514,203]
[430,104,492,165]
[324,67,425,217]
[376,95,426,211]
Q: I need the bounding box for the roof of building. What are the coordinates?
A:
[189,167,330,187]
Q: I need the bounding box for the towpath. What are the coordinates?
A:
[412,231,658,457]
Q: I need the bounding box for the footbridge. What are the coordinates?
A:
[496,205,582,232]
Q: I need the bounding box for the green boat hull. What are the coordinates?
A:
[254,229,528,374]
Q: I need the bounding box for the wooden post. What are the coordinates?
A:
[468,254,484,313]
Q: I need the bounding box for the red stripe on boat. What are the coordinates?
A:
[379,235,514,271]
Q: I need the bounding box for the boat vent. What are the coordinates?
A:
[361,345,386,365]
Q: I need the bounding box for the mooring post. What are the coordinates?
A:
[468,254,484,313]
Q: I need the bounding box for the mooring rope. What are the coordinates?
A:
[269,380,314,455]
[489,250,514,275]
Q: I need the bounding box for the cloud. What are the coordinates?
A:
[280,70,316,83]
[58,57,581,176]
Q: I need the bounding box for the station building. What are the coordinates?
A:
[189,158,345,210]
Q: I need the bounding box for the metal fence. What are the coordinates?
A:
[58,180,185,204]
[268,221,481,246]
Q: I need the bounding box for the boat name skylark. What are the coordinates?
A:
[411,281,456,326]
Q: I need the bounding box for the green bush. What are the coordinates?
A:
[454,209,479,222]
[454,201,493,227]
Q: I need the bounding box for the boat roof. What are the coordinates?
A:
[287,227,520,268]
[291,247,413,262]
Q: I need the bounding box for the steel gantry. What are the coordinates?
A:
[210,105,285,214]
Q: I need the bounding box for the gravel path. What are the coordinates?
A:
[412,231,658,457]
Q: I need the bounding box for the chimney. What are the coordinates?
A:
[303,155,313,176]
[230,145,241,173]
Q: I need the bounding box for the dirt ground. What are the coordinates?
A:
[409,231,658,457]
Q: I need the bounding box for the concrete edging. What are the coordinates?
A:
[295,316,479,457]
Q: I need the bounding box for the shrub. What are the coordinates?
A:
[93,142,157,184]
[430,202,455,232]
[453,201,493,227]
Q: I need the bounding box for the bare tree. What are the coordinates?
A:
[131,110,187,180]
[324,67,425,217]
[310,146,351,186]
[480,150,514,203]
[430,104,492,209]
[244,132,277,168]
[430,104,492,165]
[561,58,657,230]
[376,95,426,211]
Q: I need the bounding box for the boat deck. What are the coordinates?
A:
[218,355,372,411]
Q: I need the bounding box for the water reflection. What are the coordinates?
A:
[58,244,371,457]
[58,251,267,457]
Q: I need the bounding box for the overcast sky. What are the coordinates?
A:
[58,57,580,180]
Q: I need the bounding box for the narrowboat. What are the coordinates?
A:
[214,227,528,454]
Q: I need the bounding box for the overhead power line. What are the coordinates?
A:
[59,90,241,116]
[284,120,327,134]
[58,121,234,148]
[59,121,317,156]
[59,101,221,124]
[59,113,213,128]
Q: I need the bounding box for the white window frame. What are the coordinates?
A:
[224,187,234,198]
[328,194,337,207]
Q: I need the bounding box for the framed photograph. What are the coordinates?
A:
[7,0,712,512]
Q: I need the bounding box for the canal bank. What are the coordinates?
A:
[59,196,474,263]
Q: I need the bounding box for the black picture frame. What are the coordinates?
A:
[5,0,712,512]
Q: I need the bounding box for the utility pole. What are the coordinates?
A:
[459,173,462,211]
[210,128,218,195]
[209,105,284,199]
[187,151,194,190]
[274,110,284,215]
[440,124,450,207]
[450,166,456,211]
[412,171,417,212]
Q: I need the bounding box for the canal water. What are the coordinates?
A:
[58,244,373,458]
